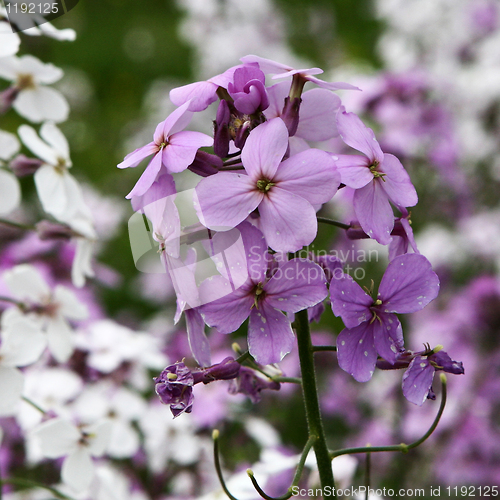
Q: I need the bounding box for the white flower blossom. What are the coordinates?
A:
[3,264,88,362]
[72,381,147,459]
[0,21,20,57]
[31,417,112,493]
[0,129,21,215]
[0,55,69,122]
[0,309,46,416]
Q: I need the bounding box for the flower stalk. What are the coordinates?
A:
[295,308,336,493]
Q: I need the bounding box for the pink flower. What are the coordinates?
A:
[118,101,212,199]
[195,118,340,252]
[334,107,418,245]
[330,254,439,382]
[199,224,328,364]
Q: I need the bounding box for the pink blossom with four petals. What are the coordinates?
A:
[195,118,340,252]
[118,101,213,199]
[334,107,418,245]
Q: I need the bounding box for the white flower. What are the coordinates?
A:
[72,381,147,459]
[31,417,112,493]
[75,319,167,375]
[18,122,98,288]
[72,236,96,288]
[0,55,69,122]
[0,21,20,57]
[18,122,78,220]
[0,309,46,416]
[18,367,83,430]
[0,129,21,215]
[3,264,88,362]
[138,402,202,473]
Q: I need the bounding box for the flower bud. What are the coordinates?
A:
[36,220,74,241]
[9,154,44,177]
[188,151,222,177]
[0,86,19,114]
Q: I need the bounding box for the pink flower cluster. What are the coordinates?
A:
[118,55,459,402]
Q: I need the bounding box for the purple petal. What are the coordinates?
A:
[117,142,158,169]
[125,151,163,199]
[353,180,394,245]
[372,313,404,365]
[273,149,340,205]
[332,154,373,189]
[195,172,262,230]
[378,254,440,314]
[238,221,269,283]
[295,89,341,141]
[198,276,254,334]
[264,81,289,120]
[163,101,192,136]
[240,55,294,75]
[330,274,372,328]
[169,81,219,112]
[163,131,213,173]
[130,171,176,212]
[428,351,464,375]
[336,107,384,164]
[264,259,328,312]
[258,188,317,252]
[379,154,418,208]
[402,356,435,406]
[153,118,167,145]
[248,302,295,364]
[337,322,377,382]
[401,218,419,253]
[185,308,211,367]
[306,76,361,91]
[241,118,288,180]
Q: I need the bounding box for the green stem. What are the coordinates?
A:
[0,296,21,306]
[330,374,448,459]
[0,218,35,231]
[212,430,241,500]
[295,308,335,493]
[272,376,302,384]
[291,434,317,487]
[316,217,351,230]
[364,449,371,500]
[0,478,75,500]
[246,434,317,500]
[22,396,47,414]
[312,345,337,353]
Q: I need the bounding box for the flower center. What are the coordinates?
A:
[256,178,275,193]
[252,282,265,309]
[16,73,36,90]
[369,161,386,181]
[55,157,68,174]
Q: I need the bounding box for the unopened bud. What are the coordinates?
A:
[0,86,19,114]
[188,151,222,177]
[281,96,301,136]
[9,154,43,177]
[35,220,74,241]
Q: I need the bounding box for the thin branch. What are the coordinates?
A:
[0,218,35,231]
[312,345,337,353]
[316,217,351,230]
[22,396,47,415]
[272,376,302,385]
[330,374,448,459]
[212,430,241,500]
[0,478,76,500]
[246,435,317,500]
